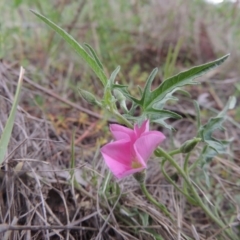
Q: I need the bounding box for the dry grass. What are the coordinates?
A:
[1,61,240,239]
[0,0,240,239]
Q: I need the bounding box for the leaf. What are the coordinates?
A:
[109,66,121,87]
[0,67,24,164]
[200,141,229,165]
[139,212,149,226]
[198,96,235,163]
[30,10,108,86]
[200,117,224,141]
[146,108,181,129]
[218,96,236,118]
[84,43,104,70]
[152,119,175,131]
[145,108,182,120]
[193,100,201,130]
[114,55,229,127]
[228,96,236,110]
[145,54,229,109]
[141,68,158,107]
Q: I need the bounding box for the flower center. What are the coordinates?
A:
[131,158,142,169]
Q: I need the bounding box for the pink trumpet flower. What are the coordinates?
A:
[101,120,165,179]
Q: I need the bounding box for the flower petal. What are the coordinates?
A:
[134,131,165,164]
[101,139,135,178]
[110,124,134,140]
[101,120,166,179]
[134,120,149,138]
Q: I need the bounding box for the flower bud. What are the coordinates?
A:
[180,138,201,153]
[113,89,128,112]
[79,89,101,106]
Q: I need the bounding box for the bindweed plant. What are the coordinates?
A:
[31,10,238,239]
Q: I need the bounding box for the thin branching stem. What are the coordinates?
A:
[139,182,173,221]
[156,147,237,239]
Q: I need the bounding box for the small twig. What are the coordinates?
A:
[208,83,224,110]
[75,121,97,144]
[0,224,97,233]
[3,216,18,240]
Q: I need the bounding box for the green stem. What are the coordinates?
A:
[112,110,133,128]
[168,148,181,156]
[155,148,181,158]
[188,180,235,239]
[161,159,196,205]
[157,147,190,183]
[157,147,236,239]
[183,152,191,174]
[139,182,173,221]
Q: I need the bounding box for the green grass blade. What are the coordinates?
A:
[0,67,24,164]
[30,10,108,86]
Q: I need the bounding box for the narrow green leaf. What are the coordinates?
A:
[109,66,121,86]
[152,119,174,130]
[149,109,182,130]
[146,54,229,108]
[193,100,201,131]
[228,96,236,110]
[200,117,224,141]
[139,212,149,227]
[200,96,235,143]
[141,68,158,106]
[84,43,104,70]
[218,96,236,118]
[146,108,182,120]
[137,85,143,96]
[30,10,108,86]
[0,67,24,164]
[198,96,235,163]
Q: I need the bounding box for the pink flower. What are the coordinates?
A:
[101,120,165,179]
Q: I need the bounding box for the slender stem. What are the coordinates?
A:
[155,148,181,158]
[168,148,181,156]
[157,147,236,239]
[156,147,190,183]
[188,145,207,173]
[188,181,236,239]
[161,159,196,205]
[139,182,173,221]
[183,152,191,174]
[112,110,133,128]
